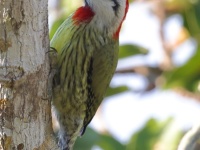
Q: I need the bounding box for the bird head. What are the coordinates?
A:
[73,0,129,39]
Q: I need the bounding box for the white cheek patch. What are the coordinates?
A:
[86,0,127,36]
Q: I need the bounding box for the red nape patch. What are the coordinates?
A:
[113,0,129,39]
[72,6,95,25]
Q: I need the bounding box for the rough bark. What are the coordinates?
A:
[0,0,58,149]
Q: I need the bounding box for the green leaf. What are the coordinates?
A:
[156,121,183,150]
[181,0,200,41]
[119,44,148,59]
[106,86,129,97]
[126,118,182,150]
[164,46,200,92]
[126,119,163,150]
[74,119,183,150]
[74,128,100,150]
[74,128,125,150]
[98,134,125,150]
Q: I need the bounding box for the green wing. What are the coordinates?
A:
[50,16,75,54]
[81,41,119,135]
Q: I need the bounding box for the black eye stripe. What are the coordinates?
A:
[85,0,120,15]
[85,0,89,6]
[112,0,120,12]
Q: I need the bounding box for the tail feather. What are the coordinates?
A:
[58,132,76,150]
[58,135,69,150]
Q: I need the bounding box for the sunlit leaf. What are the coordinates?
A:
[126,118,165,150]
[119,44,148,59]
[106,86,129,97]
[156,121,183,150]
[126,118,182,150]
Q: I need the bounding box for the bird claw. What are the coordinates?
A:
[48,47,58,69]
[41,95,51,101]
[41,47,58,102]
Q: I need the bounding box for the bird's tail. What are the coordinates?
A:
[52,106,76,150]
[58,132,76,150]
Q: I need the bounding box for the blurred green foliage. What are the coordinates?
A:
[126,118,183,150]
[164,46,200,92]
[181,0,200,42]
[106,86,129,97]
[163,0,200,93]
[74,118,183,150]
[49,0,200,149]
[74,128,126,150]
[119,44,148,59]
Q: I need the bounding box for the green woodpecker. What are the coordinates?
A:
[50,0,129,149]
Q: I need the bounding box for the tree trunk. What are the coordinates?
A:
[0,0,58,149]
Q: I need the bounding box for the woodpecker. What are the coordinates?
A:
[50,0,129,149]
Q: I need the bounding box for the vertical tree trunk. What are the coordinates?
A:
[0,0,58,149]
